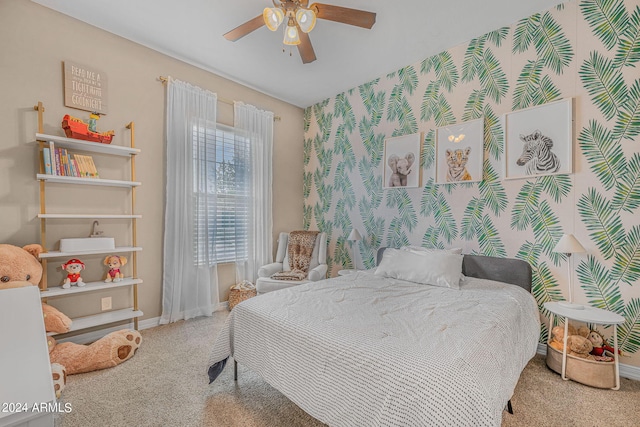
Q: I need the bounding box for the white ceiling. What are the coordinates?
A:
[32,0,563,108]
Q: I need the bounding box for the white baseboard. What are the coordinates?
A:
[57,302,228,345]
[536,343,640,381]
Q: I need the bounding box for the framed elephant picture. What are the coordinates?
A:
[383,133,423,189]
[504,98,573,180]
[435,118,484,184]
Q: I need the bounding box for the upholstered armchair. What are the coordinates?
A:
[255,231,328,294]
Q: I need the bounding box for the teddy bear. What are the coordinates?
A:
[104,255,127,282]
[47,330,141,375]
[549,324,595,360]
[387,152,415,187]
[0,243,142,397]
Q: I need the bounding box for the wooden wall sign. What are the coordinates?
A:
[63,61,108,115]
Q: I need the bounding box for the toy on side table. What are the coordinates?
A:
[0,243,142,399]
[104,255,127,283]
[587,329,621,360]
[548,324,595,360]
[61,258,86,289]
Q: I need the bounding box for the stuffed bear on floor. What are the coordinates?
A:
[0,243,142,397]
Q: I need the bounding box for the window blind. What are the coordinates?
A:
[193,123,250,265]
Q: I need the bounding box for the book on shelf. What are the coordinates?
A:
[49,141,60,176]
[42,147,52,175]
[76,154,86,177]
[44,144,100,178]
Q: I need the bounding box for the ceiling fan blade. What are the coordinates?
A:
[297,29,317,64]
[223,15,265,41]
[311,3,376,29]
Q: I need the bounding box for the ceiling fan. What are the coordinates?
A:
[223,1,376,64]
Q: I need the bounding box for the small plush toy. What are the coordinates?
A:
[387,152,415,187]
[587,329,622,358]
[549,324,595,360]
[104,255,127,283]
[61,258,86,289]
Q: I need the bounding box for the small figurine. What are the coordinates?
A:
[88,112,100,132]
[104,255,127,283]
[61,259,86,289]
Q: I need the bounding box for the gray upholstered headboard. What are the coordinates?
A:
[376,247,532,292]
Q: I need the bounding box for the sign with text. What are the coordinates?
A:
[63,61,108,115]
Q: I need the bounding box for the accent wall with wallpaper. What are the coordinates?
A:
[303,0,640,367]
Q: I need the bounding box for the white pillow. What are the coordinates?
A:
[400,245,463,255]
[375,248,463,289]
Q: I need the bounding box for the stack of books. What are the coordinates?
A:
[43,142,99,178]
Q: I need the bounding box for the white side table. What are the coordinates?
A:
[337,269,358,276]
[544,301,625,390]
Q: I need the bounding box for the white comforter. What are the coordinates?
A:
[208,271,540,427]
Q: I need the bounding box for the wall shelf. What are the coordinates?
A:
[39,246,142,259]
[35,133,140,156]
[38,213,142,219]
[47,309,144,336]
[37,174,141,187]
[34,101,142,333]
[40,278,143,298]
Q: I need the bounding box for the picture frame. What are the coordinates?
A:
[383,132,423,189]
[435,118,484,184]
[504,98,573,180]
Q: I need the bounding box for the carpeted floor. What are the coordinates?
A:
[56,312,640,427]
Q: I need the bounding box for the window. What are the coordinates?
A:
[193,123,250,265]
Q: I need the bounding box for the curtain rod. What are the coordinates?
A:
[158,76,281,121]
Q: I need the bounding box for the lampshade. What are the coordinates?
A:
[348,228,362,241]
[263,7,284,31]
[283,24,300,45]
[296,8,316,33]
[552,234,586,254]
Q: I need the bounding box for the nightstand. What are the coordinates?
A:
[544,301,625,390]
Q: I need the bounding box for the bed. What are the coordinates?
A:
[208,248,540,426]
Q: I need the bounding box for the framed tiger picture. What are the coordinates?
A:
[504,98,573,180]
[435,118,484,184]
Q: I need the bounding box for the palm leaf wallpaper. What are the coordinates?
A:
[303,0,640,365]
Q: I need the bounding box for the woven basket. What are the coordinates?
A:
[228,281,256,310]
[546,343,616,388]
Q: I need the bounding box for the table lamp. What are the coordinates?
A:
[553,234,586,309]
[347,228,362,270]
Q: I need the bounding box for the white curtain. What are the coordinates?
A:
[234,102,274,282]
[160,78,219,324]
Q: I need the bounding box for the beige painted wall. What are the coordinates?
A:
[0,0,303,322]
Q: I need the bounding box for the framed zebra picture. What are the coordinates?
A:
[435,118,484,184]
[504,98,573,180]
[383,132,423,189]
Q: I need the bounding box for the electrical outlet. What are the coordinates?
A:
[101,297,112,311]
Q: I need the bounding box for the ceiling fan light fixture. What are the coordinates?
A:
[295,8,316,33]
[283,24,301,45]
[263,7,284,31]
